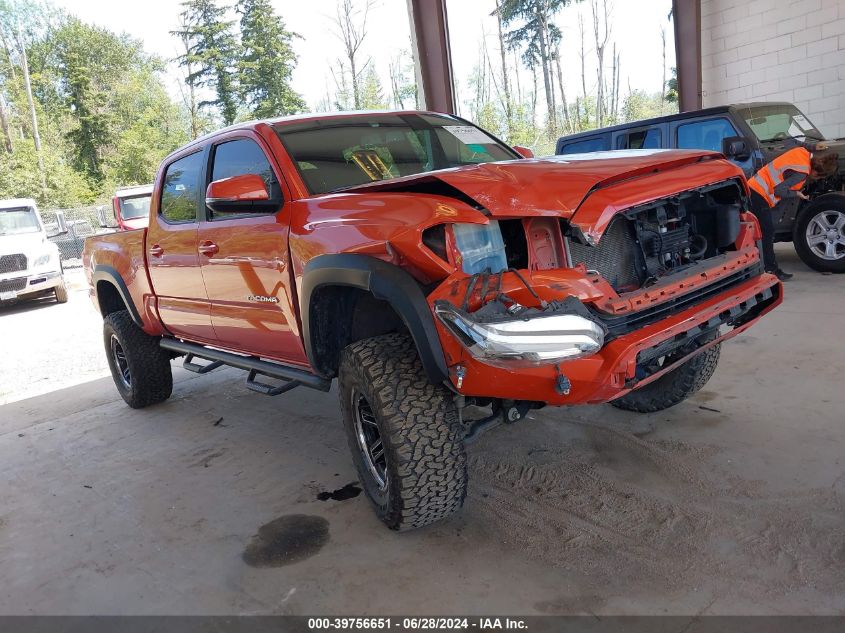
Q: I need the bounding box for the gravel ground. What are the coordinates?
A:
[0,269,109,405]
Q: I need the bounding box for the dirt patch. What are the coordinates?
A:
[242,514,330,568]
[468,411,845,606]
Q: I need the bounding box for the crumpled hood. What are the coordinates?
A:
[343,149,725,219]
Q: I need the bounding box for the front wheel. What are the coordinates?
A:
[338,333,467,531]
[54,279,68,303]
[103,310,172,408]
[793,195,845,273]
[611,343,721,413]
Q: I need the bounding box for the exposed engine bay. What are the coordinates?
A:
[566,180,743,292]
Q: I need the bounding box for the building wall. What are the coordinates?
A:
[700,0,845,139]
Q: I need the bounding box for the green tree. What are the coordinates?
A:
[101,66,189,188]
[0,3,191,206]
[32,18,187,186]
[622,89,676,123]
[500,0,578,134]
[358,62,386,110]
[388,48,416,110]
[42,19,137,180]
[0,140,94,206]
[236,0,304,118]
[172,0,240,125]
[666,67,678,103]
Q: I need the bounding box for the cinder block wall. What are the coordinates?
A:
[701,0,845,139]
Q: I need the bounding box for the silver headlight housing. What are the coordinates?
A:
[435,301,605,365]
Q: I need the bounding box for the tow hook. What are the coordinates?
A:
[455,365,466,389]
[554,364,572,396]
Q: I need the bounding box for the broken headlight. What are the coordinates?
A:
[434,301,604,364]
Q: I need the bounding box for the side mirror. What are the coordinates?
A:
[513,145,534,159]
[50,210,69,236]
[206,174,274,214]
[96,205,117,229]
[722,136,751,162]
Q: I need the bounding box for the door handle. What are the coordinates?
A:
[149,244,164,257]
[198,241,219,256]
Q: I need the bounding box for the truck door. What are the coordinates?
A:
[146,149,215,342]
[196,134,308,365]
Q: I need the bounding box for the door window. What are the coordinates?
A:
[160,152,203,223]
[559,136,608,154]
[676,118,737,152]
[209,138,280,219]
[616,127,662,149]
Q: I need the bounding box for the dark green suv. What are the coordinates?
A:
[556,102,845,273]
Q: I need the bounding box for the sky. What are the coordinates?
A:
[51,0,676,115]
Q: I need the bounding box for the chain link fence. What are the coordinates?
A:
[40,206,113,269]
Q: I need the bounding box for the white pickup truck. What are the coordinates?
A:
[0,198,68,305]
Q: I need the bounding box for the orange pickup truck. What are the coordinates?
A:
[84,111,782,530]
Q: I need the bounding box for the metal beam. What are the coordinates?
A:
[673,0,702,112]
[407,0,456,114]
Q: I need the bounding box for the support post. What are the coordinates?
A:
[407,0,456,114]
[672,0,702,112]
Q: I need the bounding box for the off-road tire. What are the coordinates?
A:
[793,194,845,273]
[54,279,68,303]
[610,343,721,413]
[338,333,467,531]
[104,310,172,409]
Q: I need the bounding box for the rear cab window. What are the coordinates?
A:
[119,196,151,220]
[160,152,204,223]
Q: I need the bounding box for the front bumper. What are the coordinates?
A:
[0,271,63,302]
[433,272,782,405]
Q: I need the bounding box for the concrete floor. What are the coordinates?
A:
[1,246,844,615]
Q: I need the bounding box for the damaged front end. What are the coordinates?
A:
[423,174,782,406]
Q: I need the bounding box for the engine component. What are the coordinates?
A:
[567,216,644,291]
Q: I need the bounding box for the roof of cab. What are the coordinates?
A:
[0,198,37,210]
[114,184,153,197]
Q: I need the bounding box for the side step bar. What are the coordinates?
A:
[160,338,332,393]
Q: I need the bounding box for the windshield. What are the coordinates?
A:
[739,104,824,143]
[275,113,518,194]
[0,206,40,236]
[119,195,151,220]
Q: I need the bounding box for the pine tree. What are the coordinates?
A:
[358,62,386,110]
[172,0,239,125]
[236,0,304,118]
[500,0,580,135]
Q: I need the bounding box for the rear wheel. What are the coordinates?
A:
[793,195,845,273]
[611,343,721,413]
[338,333,467,531]
[103,310,172,408]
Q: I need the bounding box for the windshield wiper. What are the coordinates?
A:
[760,133,824,143]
